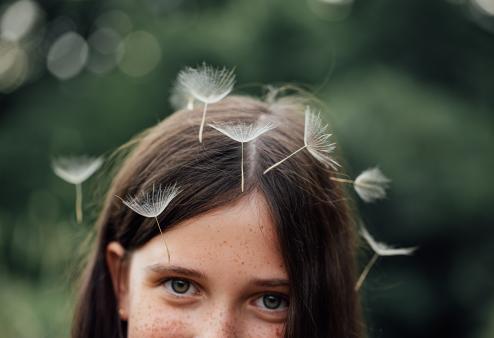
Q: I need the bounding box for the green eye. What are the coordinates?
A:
[167,279,191,294]
[263,295,281,309]
[163,278,199,298]
[259,294,288,310]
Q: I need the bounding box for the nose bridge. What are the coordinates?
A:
[198,300,239,338]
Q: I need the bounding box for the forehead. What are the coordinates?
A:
[131,192,287,282]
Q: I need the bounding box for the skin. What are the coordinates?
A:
[107,192,289,338]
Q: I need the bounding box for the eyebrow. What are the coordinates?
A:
[146,264,207,280]
[250,278,290,288]
[145,264,289,288]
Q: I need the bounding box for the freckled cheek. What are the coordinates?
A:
[125,292,286,338]
[127,303,286,338]
[127,296,194,338]
[274,324,285,337]
[243,320,286,338]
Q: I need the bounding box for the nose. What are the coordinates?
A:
[198,307,238,338]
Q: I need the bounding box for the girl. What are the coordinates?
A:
[71,94,364,338]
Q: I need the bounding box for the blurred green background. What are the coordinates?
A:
[0,0,493,337]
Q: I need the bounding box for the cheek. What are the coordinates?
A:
[127,301,192,338]
[243,322,285,338]
[127,302,286,338]
[128,312,285,338]
[126,287,193,338]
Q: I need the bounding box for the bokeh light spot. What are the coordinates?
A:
[117,30,162,77]
[0,40,28,93]
[87,27,121,74]
[0,0,41,42]
[46,32,88,80]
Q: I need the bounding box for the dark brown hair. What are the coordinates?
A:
[72,94,364,338]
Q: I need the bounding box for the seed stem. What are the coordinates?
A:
[198,103,208,143]
[241,142,244,192]
[330,177,354,185]
[263,145,306,174]
[355,253,379,291]
[75,183,82,224]
[155,216,171,262]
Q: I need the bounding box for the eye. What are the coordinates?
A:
[163,278,198,296]
[255,294,289,311]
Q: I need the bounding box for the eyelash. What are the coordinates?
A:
[162,277,289,311]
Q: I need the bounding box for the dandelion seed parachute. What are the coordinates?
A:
[330,167,391,203]
[360,225,417,257]
[355,224,417,290]
[52,155,103,224]
[208,121,276,192]
[178,63,236,143]
[263,106,339,174]
[170,80,195,111]
[52,156,103,185]
[118,183,181,261]
[353,167,391,203]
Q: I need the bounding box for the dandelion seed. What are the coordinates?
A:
[360,225,417,256]
[355,224,417,291]
[170,80,195,111]
[52,155,103,224]
[208,121,276,192]
[353,167,391,202]
[330,167,391,203]
[304,109,340,169]
[178,63,236,143]
[117,183,181,261]
[52,156,103,185]
[264,107,340,174]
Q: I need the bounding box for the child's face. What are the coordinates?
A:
[107,192,289,337]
